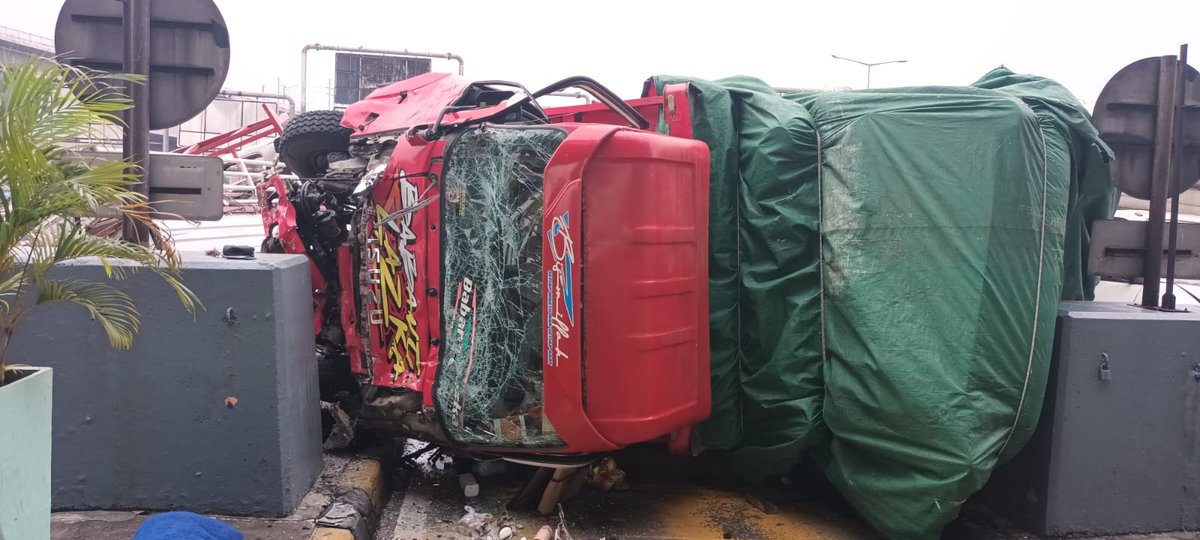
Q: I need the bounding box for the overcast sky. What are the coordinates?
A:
[7,0,1199,111]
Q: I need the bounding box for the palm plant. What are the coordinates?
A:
[0,59,199,385]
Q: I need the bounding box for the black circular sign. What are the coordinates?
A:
[1093,56,1200,200]
[55,0,231,130]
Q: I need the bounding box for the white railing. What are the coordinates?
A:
[220,153,297,212]
[0,25,54,54]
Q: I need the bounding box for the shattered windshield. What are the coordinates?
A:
[437,126,567,448]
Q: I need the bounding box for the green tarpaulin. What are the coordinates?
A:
[648,68,1115,540]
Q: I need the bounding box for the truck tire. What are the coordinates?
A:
[278,110,353,178]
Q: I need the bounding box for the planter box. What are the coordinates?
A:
[0,366,52,540]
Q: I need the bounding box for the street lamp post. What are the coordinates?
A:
[831,55,908,89]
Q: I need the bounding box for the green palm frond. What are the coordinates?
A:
[0,59,198,385]
[36,278,138,350]
[33,222,198,313]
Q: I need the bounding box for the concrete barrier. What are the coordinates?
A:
[8,252,322,517]
[984,301,1200,535]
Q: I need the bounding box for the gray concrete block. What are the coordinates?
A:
[8,253,322,517]
[983,301,1200,536]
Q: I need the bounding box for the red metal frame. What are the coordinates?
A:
[175,104,286,157]
[337,245,365,371]
[544,84,693,137]
[258,176,327,336]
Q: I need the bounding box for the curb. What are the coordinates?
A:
[311,456,388,540]
[311,529,355,540]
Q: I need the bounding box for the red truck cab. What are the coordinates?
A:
[263,73,710,457]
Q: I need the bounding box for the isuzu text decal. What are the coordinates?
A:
[546,211,576,367]
[374,176,422,379]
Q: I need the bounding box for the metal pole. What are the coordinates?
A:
[1163,44,1189,310]
[121,0,150,244]
[218,89,296,116]
[300,46,308,113]
[545,91,593,103]
[831,55,906,90]
[1143,55,1180,308]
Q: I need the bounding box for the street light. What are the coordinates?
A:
[831,54,908,89]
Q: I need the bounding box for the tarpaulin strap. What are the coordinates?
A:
[998,121,1051,457]
[816,128,828,364]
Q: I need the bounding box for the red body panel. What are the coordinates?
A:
[341,73,467,136]
[543,125,621,451]
[362,140,444,389]
[337,246,366,373]
[343,73,515,137]
[579,129,710,446]
[540,125,710,452]
[420,156,446,407]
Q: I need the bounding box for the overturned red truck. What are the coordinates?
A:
[260,63,1121,538]
[260,73,712,462]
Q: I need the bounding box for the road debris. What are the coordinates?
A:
[553,505,576,540]
[320,401,355,450]
[458,505,522,539]
[460,472,480,498]
[134,511,243,540]
[221,244,256,259]
[743,492,779,515]
[315,501,359,529]
[459,505,492,532]
[531,524,553,540]
[586,457,628,491]
[538,468,581,515]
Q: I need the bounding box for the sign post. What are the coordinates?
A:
[121,0,150,243]
[1092,49,1200,309]
[56,0,231,238]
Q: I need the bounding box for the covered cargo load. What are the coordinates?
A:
[648,68,1114,539]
